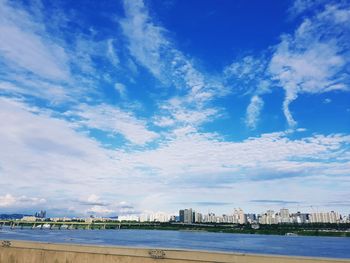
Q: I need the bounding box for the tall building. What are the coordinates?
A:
[35,210,46,219]
[259,210,278,224]
[280,208,290,223]
[184,208,193,224]
[179,209,194,223]
[179,210,185,223]
[233,208,246,224]
[238,208,247,224]
[291,212,308,224]
[194,212,202,223]
[139,214,150,222]
[309,211,340,223]
[246,214,256,224]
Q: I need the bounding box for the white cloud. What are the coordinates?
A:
[0,194,46,207]
[114,82,127,99]
[269,3,350,126]
[70,103,158,145]
[323,98,332,104]
[246,95,264,129]
[87,206,114,215]
[223,3,350,129]
[87,194,100,204]
[0,0,70,81]
[0,194,15,207]
[0,0,349,216]
[120,0,167,79]
[0,79,72,104]
[121,0,228,101]
[86,200,137,216]
[107,39,119,66]
[129,129,350,181]
[288,0,328,18]
[120,0,228,129]
[155,97,220,127]
[0,97,349,214]
[224,55,271,129]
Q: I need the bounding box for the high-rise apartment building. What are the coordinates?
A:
[184,208,193,224]
[179,208,194,223]
[280,208,290,223]
[309,211,340,223]
[194,212,202,223]
[179,210,185,223]
[233,208,246,224]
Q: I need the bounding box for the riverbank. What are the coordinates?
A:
[123,223,350,237]
[1,240,350,263]
[2,220,350,237]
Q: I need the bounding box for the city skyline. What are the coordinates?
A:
[0,0,349,217]
[1,206,349,222]
[2,207,349,226]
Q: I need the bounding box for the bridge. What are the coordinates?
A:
[0,220,150,230]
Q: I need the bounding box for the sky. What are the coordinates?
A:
[0,0,349,217]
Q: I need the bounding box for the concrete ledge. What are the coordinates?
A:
[1,240,350,263]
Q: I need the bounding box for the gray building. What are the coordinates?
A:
[184,208,193,224]
[179,208,194,223]
[179,210,185,223]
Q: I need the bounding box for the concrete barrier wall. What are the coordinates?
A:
[1,240,349,263]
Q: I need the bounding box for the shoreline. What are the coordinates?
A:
[1,239,350,263]
[2,225,350,239]
[127,225,350,237]
[2,220,350,237]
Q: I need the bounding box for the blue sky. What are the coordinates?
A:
[0,0,349,217]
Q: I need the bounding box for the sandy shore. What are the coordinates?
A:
[1,239,350,263]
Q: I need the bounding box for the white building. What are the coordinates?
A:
[280,208,290,223]
[233,208,246,224]
[259,210,278,224]
[309,211,340,223]
[117,215,139,221]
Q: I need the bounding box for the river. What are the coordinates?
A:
[1,228,349,259]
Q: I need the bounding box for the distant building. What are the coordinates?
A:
[280,208,290,223]
[246,213,256,224]
[85,217,93,223]
[179,210,185,223]
[184,208,193,224]
[309,211,340,223]
[22,216,37,222]
[150,212,170,222]
[202,212,216,223]
[233,208,246,224]
[117,215,139,221]
[291,212,308,224]
[222,214,233,223]
[259,210,278,224]
[178,208,194,223]
[194,212,202,223]
[139,214,150,222]
[35,210,46,219]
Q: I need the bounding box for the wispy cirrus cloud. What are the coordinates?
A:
[121,0,228,129]
[225,2,350,129]
[246,95,264,129]
[250,199,300,205]
[0,0,70,81]
[271,2,350,127]
[68,103,158,145]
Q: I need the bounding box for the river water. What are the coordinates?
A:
[1,228,349,259]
